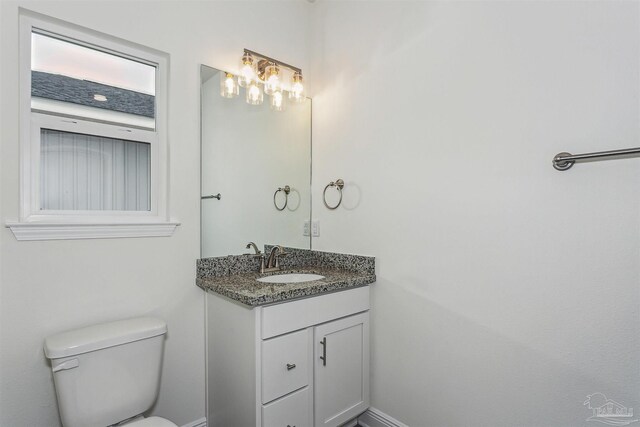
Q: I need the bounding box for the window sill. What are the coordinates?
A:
[5,221,180,241]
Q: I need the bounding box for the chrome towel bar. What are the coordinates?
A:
[553,147,640,171]
[202,193,221,200]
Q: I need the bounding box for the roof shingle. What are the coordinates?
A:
[31,71,155,118]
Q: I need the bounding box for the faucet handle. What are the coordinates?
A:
[274,248,288,269]
[276,247,288,258]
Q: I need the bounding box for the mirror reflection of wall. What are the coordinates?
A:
[200,65,311,258]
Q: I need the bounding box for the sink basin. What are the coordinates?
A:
[257,273,325,284]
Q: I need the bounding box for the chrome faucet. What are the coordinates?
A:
[263,245,286,274]
[246,242,267,272]
[246,242,261,255]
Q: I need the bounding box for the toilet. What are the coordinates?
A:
[44,317,177,427]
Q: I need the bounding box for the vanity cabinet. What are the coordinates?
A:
[206,286,370,427]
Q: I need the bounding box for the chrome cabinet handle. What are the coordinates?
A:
[320,337,327,366]
[286,363,296,370]
[287,425,296,427]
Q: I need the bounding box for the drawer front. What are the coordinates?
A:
[262,329,309,403]
[261,286,370,339]
[262,386,310,427]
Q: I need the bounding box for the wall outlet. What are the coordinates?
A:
[303,220,310,236]
[312,220,320,237]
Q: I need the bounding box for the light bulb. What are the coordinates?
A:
[289,71,305,103]
[220,72,238,98]
[270,89,285,112]
[238,52,254,88]
[263,64,281,95]
[246,81,264,105]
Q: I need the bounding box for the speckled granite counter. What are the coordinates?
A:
[196,247,375,307]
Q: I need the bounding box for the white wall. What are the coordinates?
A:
[0,1,311,426]
[3,2,639,426]
[310,1,640,426]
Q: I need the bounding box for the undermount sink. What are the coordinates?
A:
[257,273,325,284]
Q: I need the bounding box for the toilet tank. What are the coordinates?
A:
[44,317,167,427]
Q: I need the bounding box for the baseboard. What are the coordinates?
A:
[182,411,405,427]
[358,407,408,427]
[341,419,359,427]
[181,417,206,427]
[181,411,402,427]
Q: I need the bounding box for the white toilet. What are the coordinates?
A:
[44,317,178,427]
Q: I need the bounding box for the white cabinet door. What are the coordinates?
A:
[314,312,369,427]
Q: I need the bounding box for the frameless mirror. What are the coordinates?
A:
[200,64,311,258]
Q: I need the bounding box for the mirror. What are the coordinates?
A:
[200,64,312,258]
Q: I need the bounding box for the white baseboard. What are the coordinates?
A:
[358,407,408,427]
[182,411,402,427]
[182,411,405,427]
[341,419,359,427]
[181,417,206,427]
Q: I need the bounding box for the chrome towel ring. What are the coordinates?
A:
[323,179,344,210]
[273,185,291,211]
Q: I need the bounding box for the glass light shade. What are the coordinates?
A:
[263,64,281,95]
[220,72,239,98]
[270,89,286,112]
[246,81,264,105]
[238,52,254,88]
[289,72,305,103]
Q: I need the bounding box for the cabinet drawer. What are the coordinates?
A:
[261,286,370,339]
[262,386,310,427]
[262,329,309,404]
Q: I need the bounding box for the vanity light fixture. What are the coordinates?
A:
[246,80,264,105]
[238,52,255,87]
[220,72,239,98]
[289,71,305,103]
[221,49,305,110]
[270,89,286,111]
[262,63,281,95]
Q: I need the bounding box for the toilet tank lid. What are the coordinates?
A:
[44,317,167,359]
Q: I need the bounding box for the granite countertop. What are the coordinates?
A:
[197,266,375,307]
[196,247,376,307]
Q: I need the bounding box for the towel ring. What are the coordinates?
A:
[323,179,344,210]
[273,185,291,211]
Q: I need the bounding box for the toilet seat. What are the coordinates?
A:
[124,416,178,427]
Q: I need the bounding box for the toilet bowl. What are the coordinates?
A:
[44,317,177,427]
[124,416,178,427]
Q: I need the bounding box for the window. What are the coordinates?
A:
[8,12,177,240]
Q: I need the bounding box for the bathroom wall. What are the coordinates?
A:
[0,1,311,426]
[3,2,638,426]
[310,1,640,426]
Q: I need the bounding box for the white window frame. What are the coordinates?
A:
[7,11,178,240]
